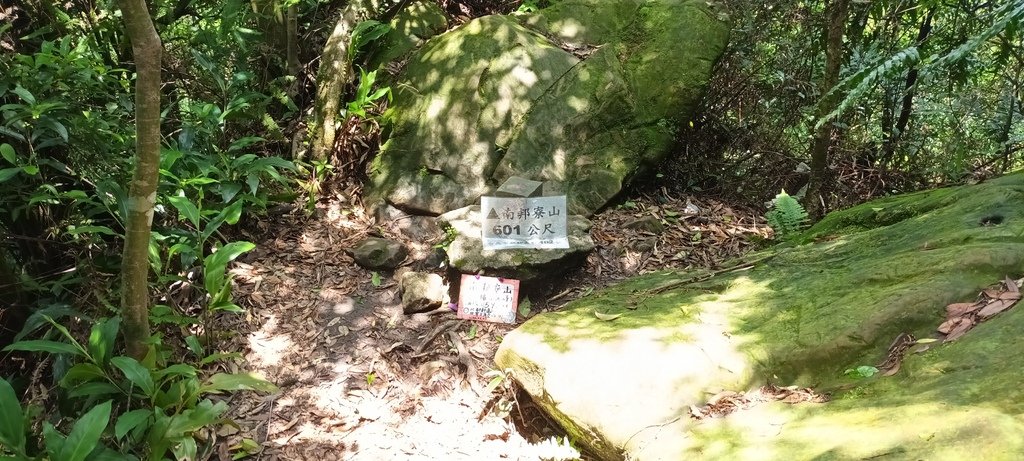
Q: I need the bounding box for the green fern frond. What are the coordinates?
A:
[816,47,920,130]
[932,1,1024,69]
[765,190,808,239]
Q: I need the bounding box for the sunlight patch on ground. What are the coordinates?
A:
[247,315,292,368]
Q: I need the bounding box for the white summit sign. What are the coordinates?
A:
[481,195,569,250]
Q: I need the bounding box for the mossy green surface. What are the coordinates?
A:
[365,0,448,71]
[495,173,1024,460]
[365,1,729,216]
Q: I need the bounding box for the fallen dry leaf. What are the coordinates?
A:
[937,318,963,335]
[945,302,983,317]
[982,288,1002,299]
[977,298,1018,319]
[942,317,975,343]
[1006,275,1021,294]
[594,311,622,321]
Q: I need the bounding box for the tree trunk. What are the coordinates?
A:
[286,4,300,80]
[806,0,850,219]
[308,0,381,161]
[251,0,295,84]
[117,0,161,360]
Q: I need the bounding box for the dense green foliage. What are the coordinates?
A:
[1,0,1021,458]
[0,0,311,458]
[678,0,1023,210]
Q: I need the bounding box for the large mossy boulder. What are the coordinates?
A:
[366,0,730,216]
[495,173,1024,460]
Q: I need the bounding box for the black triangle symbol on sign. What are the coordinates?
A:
[486,208,499,219]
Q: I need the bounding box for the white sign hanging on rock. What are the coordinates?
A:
[481,195,569,250]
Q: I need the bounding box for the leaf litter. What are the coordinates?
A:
[872,275,1023,379]
[938,275,1022,343]
[210,184,773,460]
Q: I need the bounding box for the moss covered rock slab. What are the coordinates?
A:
[495,173,1024,460]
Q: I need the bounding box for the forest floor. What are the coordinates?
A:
[217,184,771,460]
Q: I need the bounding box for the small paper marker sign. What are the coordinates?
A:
[457,274,520,324]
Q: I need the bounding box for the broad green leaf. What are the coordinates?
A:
[3,340,84,356]
[88,317,120,365]
[115,409,152,440]
[184,336,204,357]
[182,176,217,187]
[593,311,622,321]
[68,382,121,398]
[43,316,87,354]
[155,377,198,409]
[12,85,35,104]
[485,374,505,393]
[0,143,15,164]
[111,356,155,397]
[0,379,26,454]
[89,444,139,461]
[153,363,197,381]
[201,200,244,242]
[233,438,261,459]
[165,400,227,437]
[199,352,242,366]
[14,304,77,342]
[371,271,381,287]
[0,167,21,182]
[210,301,244,313]
[42,422,66,458]
[59,400,112,461]
[227,137,264,153]
[167,196,201,228]
[203,241,255,295]
[245,174,259,194]
[60,363,107,386]
[200,373,278,394]
[218,183,242,203]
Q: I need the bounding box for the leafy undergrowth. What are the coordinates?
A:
[219,185,771,460]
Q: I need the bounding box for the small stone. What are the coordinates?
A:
[400,271,448,314]
[351,237,408,270]
[625,215,665,234]
[414,247,447,271]
[374,204,444,243]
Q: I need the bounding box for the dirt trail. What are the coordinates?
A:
[221,188,770,460]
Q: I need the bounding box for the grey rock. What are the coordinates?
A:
[350,237,408,270]
[375,204,444,243]
[400,271,448,314]
[365,1,730,216]
[437,205,594,282]
[625,215,666,234]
